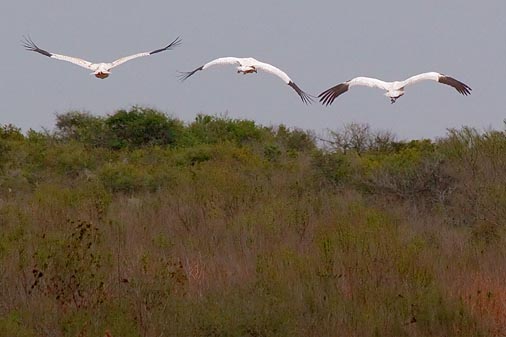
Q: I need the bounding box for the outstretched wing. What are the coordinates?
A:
[109,36,182,69]
[178,57,242,81]
[438,75,472,95]
[319,77,389,106]
[318,82,350,106]
[401,72,472,96]
[254,61,314,104]
[23,36,95,70]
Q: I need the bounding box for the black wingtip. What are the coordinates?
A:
[150,36,182,55]
[168,36,182,49]
[21,35,52,57]
[21,35,36,51]
[21,35,33,48]
[288,81,315,104]
[318,83,350,106]
[439,75,472,96]
[177,65,203,82]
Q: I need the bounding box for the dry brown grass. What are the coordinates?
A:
[1,122,506,336]
[459,273,506,336]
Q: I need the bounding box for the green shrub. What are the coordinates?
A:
[105,107,183,149]
[0,124,24,141]
[0,140,10,172]
[263,144,282,162]
[311,150,350,186]
[188,114,268,145]
[173,144,214,166]
[99,162,148,193]
[53,143,95,177]
[274,124,315,153]
[55,111,107,147]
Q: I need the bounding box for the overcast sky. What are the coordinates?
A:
[1,0,504,139]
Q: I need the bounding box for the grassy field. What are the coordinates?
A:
[1,108,505,337]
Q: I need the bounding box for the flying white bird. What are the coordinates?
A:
[319,72,471,105]
[178,57,314,104]
[23,36,181,79]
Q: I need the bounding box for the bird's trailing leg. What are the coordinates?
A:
[95,72,110,79]
[237,66,257,75]
[386,91,403,104]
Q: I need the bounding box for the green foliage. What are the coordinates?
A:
[99,162,152,193]
[263,143,282,162]
[26,128,52,143]
[53,142,96,177]
[105,107,183,149]
[274,124,315,153]
[0,124,24,141]
[55,111,108,147]
[173,144,214,166]
[353,138,452,205]
[187,114,268,145]
[311,150,350,185]
[0,139,10,172]
[0,312,36,337]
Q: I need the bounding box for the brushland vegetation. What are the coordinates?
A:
[1,106,506,336]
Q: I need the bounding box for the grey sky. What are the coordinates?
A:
[1,0,504,139]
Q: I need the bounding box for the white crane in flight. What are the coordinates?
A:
[23,36,181,79]
[319,72,471,105]
[179,57,314,104]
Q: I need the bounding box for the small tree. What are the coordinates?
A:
[188,114,267,145]
[55,111,107,146]
[327,123,398,155]
[274,125,316,153]
[105,107,184,149]
[326,123,371,154]
[0,124,24,141]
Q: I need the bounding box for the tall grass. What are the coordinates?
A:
[0,112,505,336]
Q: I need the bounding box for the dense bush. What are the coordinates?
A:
[55,111,106,146]
[186,114,269,145]
[105,107,184,149]
[0,124,24,141]
[55,108,184,149]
